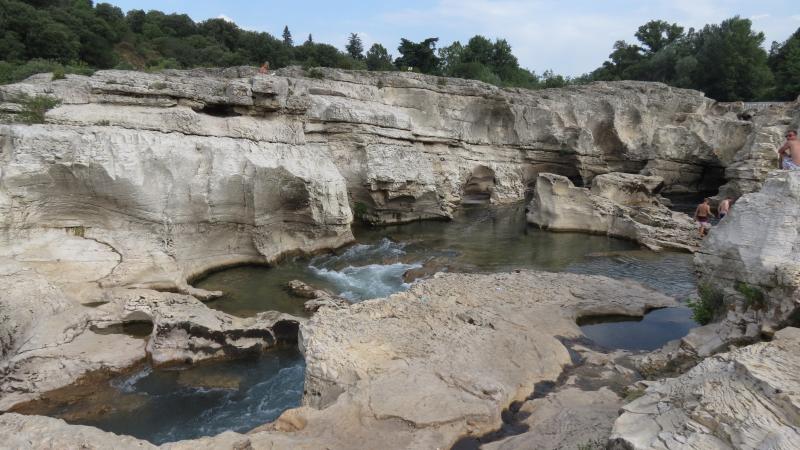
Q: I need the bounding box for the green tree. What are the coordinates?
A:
[395,37,439,73]
[437,41,464,75]
[282,25,293,46]
[635,20,684,54]
[463,35,494,65]
[365,43,394,71]
[346,33,364,60]
[305,33,313,44]
[769,28,800,100]
[691,16,772,101]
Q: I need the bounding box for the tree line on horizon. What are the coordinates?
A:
[0,0,798,101]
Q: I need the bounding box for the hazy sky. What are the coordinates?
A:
[107,0,800,76]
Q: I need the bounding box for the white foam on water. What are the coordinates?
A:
[309,262,421,301]
[309,238,421,301]
[111,366,152,393]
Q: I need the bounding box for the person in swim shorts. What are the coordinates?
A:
[694,197,714,237]
[778,130,800,170]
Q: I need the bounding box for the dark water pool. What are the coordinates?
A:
[22,346,304,445]
[578,307,696,351]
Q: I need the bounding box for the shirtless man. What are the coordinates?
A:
[718,197,732,220]
[778,130,800,170]
[694,198,714,237]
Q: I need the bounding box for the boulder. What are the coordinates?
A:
[527,173,700,251]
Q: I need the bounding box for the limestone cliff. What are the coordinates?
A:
[1,67,794,294]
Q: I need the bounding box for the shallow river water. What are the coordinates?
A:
[34,203,699,443]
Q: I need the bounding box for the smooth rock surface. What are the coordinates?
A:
[527,173,700,251]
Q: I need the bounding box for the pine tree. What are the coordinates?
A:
[305,34,313,45]
[282,26,293,46]
[346,33,364,60]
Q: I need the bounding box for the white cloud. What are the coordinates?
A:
[216,14,234,23]
[375,0,799,76]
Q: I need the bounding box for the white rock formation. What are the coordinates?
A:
[0,271,676,449]
[693,171,800,341]
[610,327,800,449]
[527,172,700,251]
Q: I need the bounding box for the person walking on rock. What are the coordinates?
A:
[778,129,800,170]
[694,198,714,237]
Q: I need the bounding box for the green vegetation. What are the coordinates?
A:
[623,387,646,403]
[14,93,60,124]
[51,67,65,80]
[687,283,725,325]
[305,67,324,79]
[0,1,797,100]
[735,282,767,311]
[352,201,369,222]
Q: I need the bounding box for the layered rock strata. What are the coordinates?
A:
[1,67,794,232]
[610,327,800,449]
[527,172,700,251]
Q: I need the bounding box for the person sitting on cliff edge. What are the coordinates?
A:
[694,198,714,237]
[259,62,270,75]
[778,129,800,170]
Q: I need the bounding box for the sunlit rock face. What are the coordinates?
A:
[527,172,700,251]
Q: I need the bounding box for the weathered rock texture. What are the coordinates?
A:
[1,271,676,449]
[527,172,700,251]
[0,267,302,410]
[692,171,800,347]
[610,327,800,449]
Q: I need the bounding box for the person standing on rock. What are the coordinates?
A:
[778,130,800,170]
[694,198,714,237]
[718,197,732,220]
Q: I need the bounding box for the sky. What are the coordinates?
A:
[106,0,800,76]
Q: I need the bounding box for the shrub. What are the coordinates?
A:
[0,59,93,85]
[52,68,66,80]
[437,77,447,87]
[352,201,368,222]
[14,94,61,124]
[306,67,325,79]
[735,282,767,311]
[376,79,385,89]
[687,283,724,325]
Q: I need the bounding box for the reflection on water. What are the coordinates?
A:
[578,307,696,351]
[197,203,696,317]
[34,346,304,444]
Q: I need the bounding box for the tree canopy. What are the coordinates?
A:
[0,1,797,101]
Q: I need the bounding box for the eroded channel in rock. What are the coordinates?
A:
[15,204,700,445]
[12,346,304,445]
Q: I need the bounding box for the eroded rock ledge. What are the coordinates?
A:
[0,270,675,449]
[527,172,700,251]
